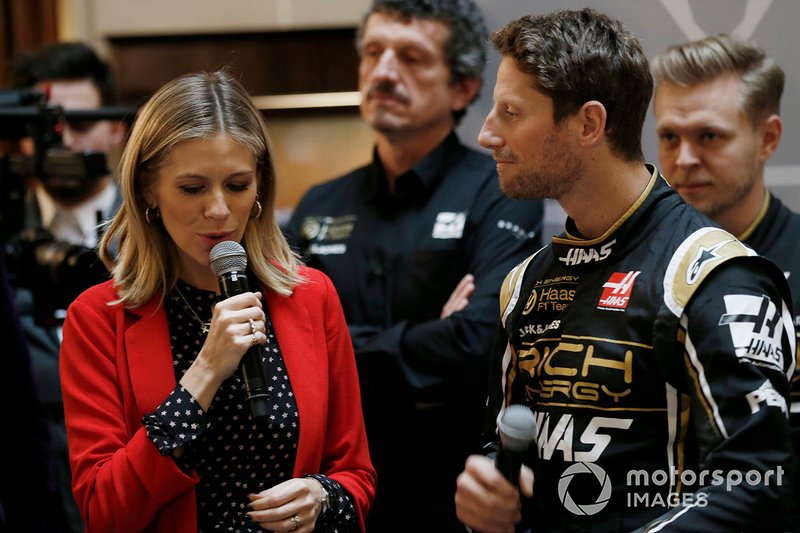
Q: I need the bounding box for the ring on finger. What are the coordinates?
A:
[251,332,258,346]
[290,514,301,531]
[249,318,257,335]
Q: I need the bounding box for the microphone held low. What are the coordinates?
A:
[495,404,537,485]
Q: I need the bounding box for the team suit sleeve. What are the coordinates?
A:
[639,260,796,532]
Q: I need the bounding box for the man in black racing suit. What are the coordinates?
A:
[490,168,795,531]
[454,9,796,533]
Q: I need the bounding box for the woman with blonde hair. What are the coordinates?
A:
[60,70,375,532]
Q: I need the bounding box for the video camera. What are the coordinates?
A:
[0,88,133,325]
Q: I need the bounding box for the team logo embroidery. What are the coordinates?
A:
[719,294,785,371]
[686,240,733,285]
[558,240,616,266]
[597,271,641,311]
[522,288,538,315]
[432,212,466,239]
[523,276,579,315]
[300,215,356,242]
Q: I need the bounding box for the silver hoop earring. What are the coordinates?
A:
[145,206,160,224]
[250,200,262,219]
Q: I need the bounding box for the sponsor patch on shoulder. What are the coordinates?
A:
[719,294,786,371]
[686,239,734,285]
[663,227,750,317]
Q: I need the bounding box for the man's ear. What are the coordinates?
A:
[451,76,481,114]
[575,100,607,148]
[758,114,782,163]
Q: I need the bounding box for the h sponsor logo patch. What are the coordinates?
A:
[719,294,785,371]
[432,212,466,239]
[597,271,640,311]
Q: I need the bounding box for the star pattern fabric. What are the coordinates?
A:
[142,280,357,531]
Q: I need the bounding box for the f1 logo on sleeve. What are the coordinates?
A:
[597,271,640,311]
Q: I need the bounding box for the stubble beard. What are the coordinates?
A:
[499,133,583,201]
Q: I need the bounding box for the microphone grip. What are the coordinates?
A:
[241,345,270,419]
[217,270,269,419]
[495,448,525,485]
[218,271,249,297]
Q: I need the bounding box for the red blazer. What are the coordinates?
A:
[60,266,376,532]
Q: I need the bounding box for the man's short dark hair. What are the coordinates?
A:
[9,42,118,105]
[491,8,652,162]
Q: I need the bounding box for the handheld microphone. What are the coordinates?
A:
[495,404,537,485]
[209,240,269,419]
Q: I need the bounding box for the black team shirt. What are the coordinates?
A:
[284,132,544,531]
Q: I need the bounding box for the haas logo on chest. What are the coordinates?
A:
[597,271,640,311]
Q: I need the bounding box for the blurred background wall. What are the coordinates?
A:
[2,0,797,233]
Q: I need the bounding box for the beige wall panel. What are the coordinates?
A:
[268,113,374,215]
[94,0,369,37]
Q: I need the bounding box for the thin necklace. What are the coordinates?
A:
[174,286,212,334]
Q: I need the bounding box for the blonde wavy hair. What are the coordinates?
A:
[99,70,302,308]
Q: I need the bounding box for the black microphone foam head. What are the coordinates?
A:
[498,404,537,452]
[209,241,248,276]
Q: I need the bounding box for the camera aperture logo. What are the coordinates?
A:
[558,462,612,515]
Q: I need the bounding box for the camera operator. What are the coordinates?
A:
[7,41,127,533]
[10,42,127,247]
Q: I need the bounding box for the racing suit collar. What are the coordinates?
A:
[550,165,671,269]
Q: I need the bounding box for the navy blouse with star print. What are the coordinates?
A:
[142,280,357,531]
